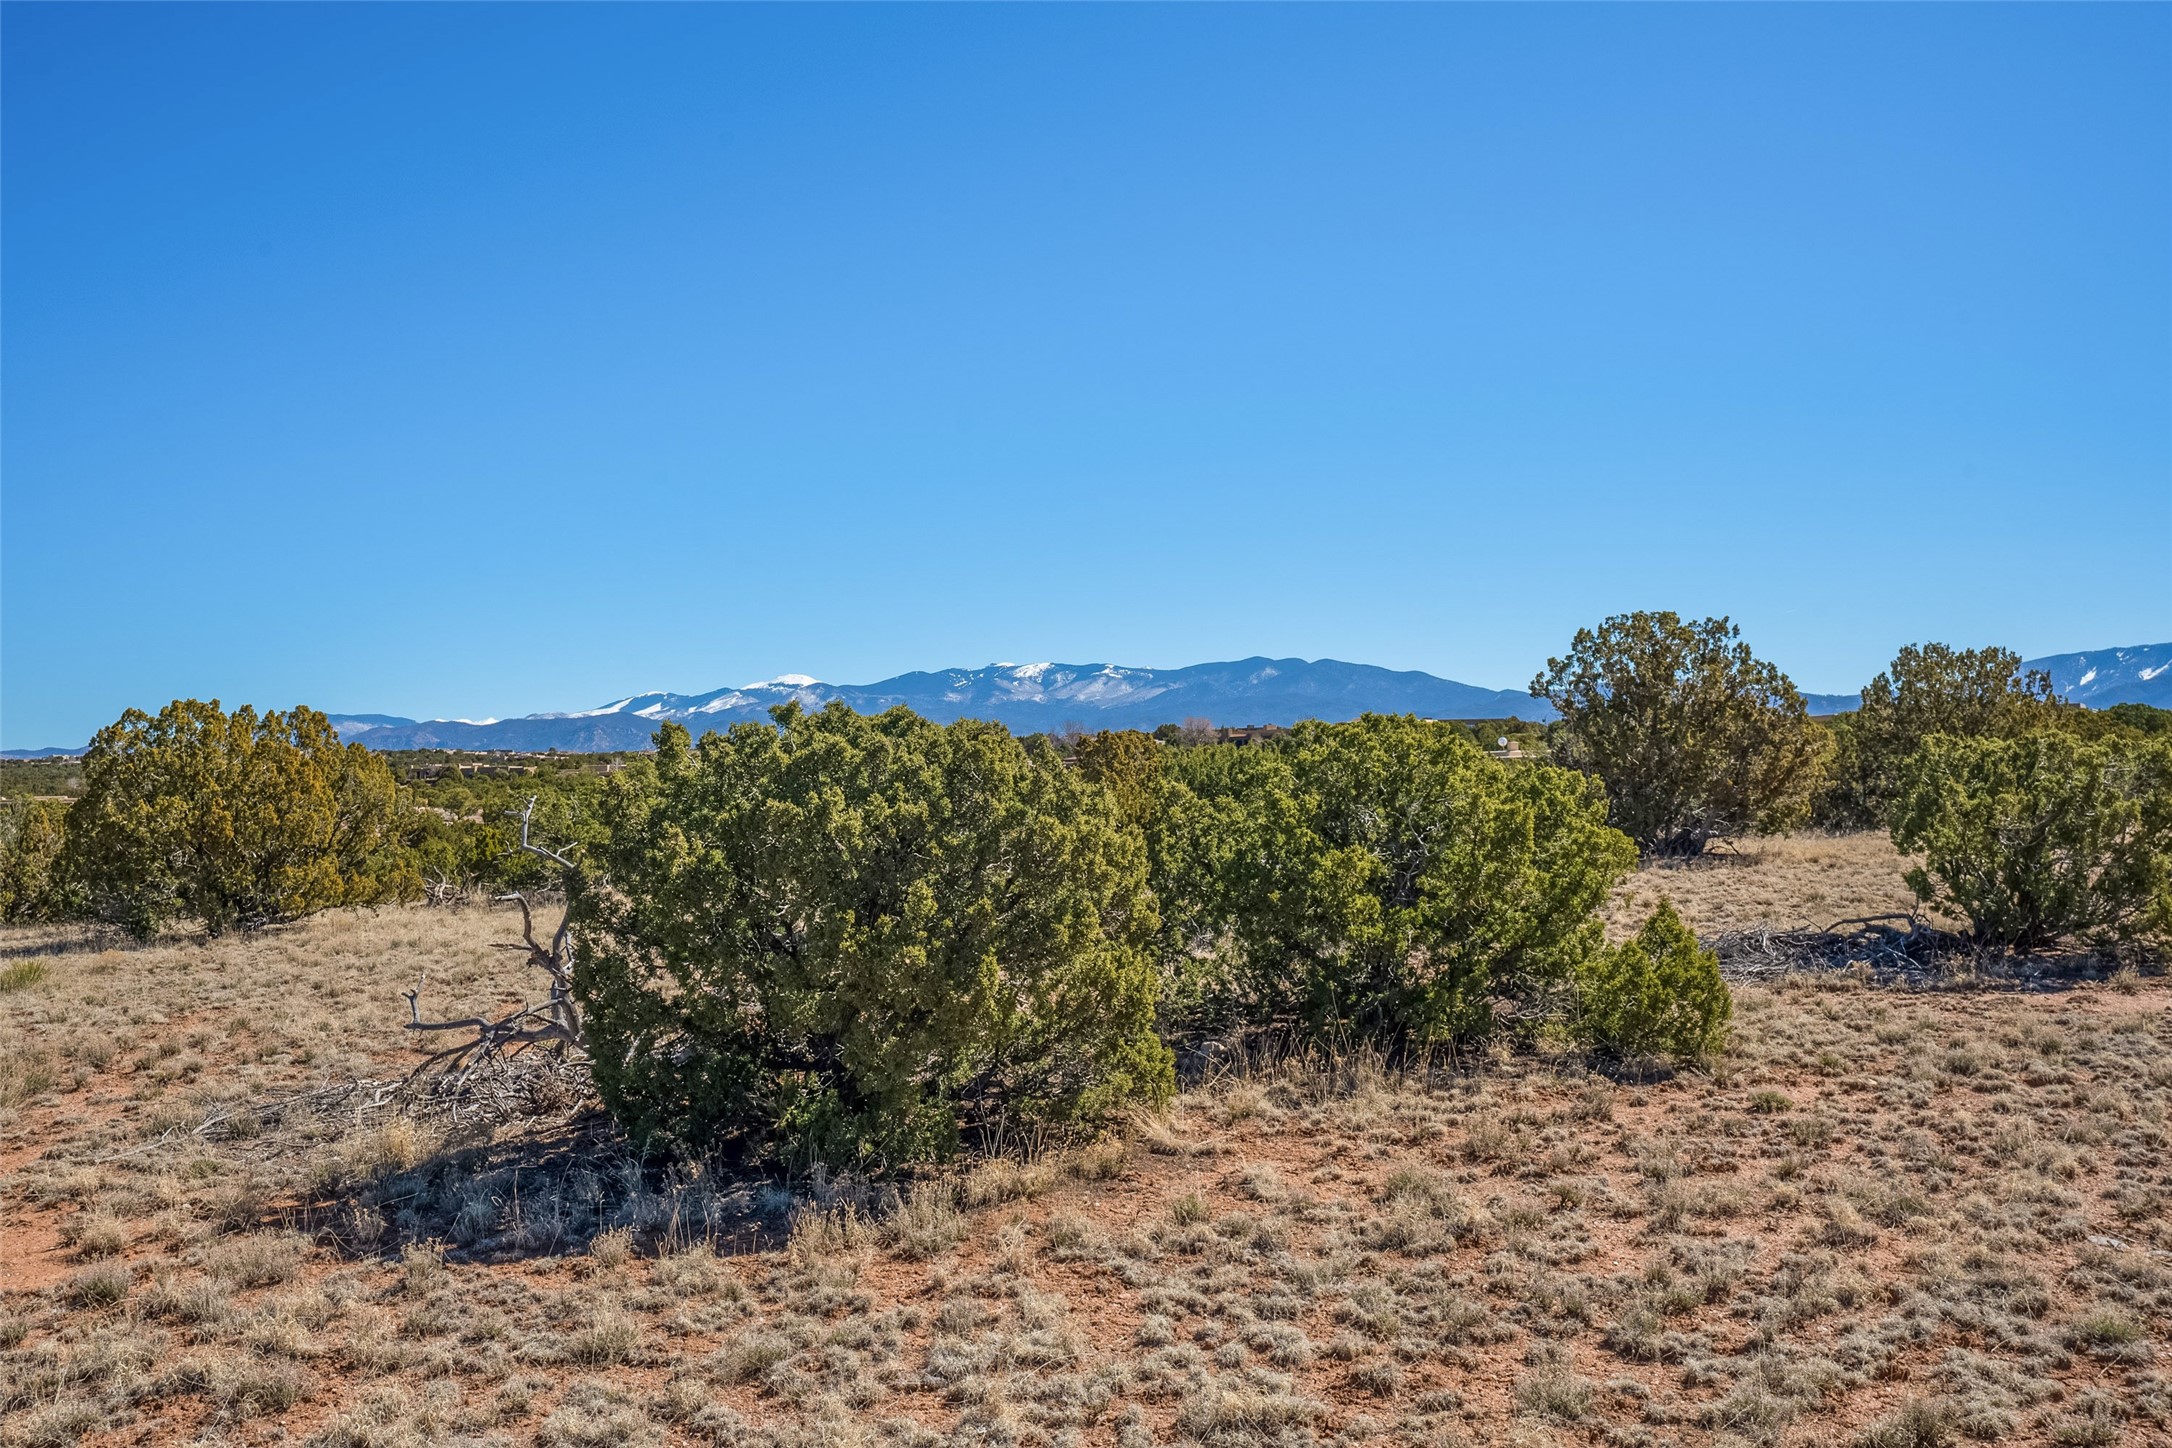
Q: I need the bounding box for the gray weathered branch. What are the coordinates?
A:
[513,794,578,871]
[399,807,586,1087]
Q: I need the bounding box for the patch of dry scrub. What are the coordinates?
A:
[1605,832,1933,940]
[3,895,2169,1448]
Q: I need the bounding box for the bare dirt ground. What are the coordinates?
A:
[3,836,2168,1448]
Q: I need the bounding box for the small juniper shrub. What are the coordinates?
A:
[1576,900,1731,1064]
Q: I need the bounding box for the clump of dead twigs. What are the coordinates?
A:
[1711,911,2138,987]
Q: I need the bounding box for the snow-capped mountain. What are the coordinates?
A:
[344,658,1551,751]
[2024,644,2172,710]
[20,643,2167,757]
[323,714,423,739]
[1785,644,2172,716]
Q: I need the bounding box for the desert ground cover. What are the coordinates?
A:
[2,838,2168,1448]
[1602,834,1932,942]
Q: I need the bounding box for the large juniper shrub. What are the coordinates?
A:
[58,700,414,938]
[1146,714,1637,1049]
[1890,730,2172,953]
[1531,612,1828,856]
[572,705,1172,1168]
[0,798,71,924]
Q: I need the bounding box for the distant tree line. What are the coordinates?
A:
[2,703,416,936]
[3,612,2167,1170]
[0,709,636,934]
[1527,614,2172,953]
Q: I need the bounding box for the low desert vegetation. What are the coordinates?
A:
[0,611,2167,1442]
[1572,901,1731,1063]
[1,889,2166,1447]
[2,616,2168,1168]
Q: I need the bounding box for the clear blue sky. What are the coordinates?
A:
[5,4,2168,748]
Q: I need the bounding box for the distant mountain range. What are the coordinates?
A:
[7,644,2165,759]
[2027,643,2172,710]
[329,658,1550,752]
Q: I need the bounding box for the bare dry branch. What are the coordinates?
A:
[512,794,578,871]
[398,806,586,1089]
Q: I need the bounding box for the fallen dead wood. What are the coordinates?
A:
[110,1051,599,1169]
[1710,912,1970,985]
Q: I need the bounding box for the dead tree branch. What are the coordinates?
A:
[514,794,578,871]
[401,798,585,1088]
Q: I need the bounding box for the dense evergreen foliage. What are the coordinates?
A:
[1818,644,2061,828]
[0,799,69,923]
[2102,702,2172,737]
[391,758,617,898]
[57,701,416,938]
[1531,612,1828,855]
[1574,901,1730,1063]
[1891,730,2172,953]
[570,705,1172,1167]
[1144,714,1637,1049]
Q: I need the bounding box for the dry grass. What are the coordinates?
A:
[3,847,2168,1447]
[1605,831,1934,940]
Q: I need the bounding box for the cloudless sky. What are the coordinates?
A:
[4,4,2168,747]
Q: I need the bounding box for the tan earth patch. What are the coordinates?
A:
[1604,832,1936,940]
